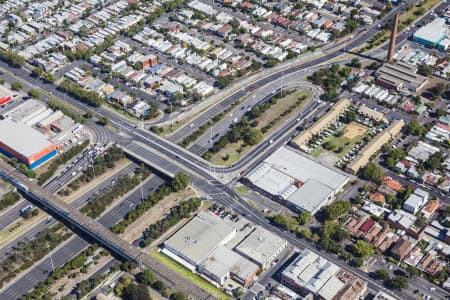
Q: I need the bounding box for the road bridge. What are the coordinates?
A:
[0,160,214,300]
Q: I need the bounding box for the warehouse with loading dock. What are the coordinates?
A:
[0,119,57,169]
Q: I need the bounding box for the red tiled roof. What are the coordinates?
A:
[359,219,375,233]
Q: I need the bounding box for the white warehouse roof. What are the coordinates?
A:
[0,119,53,158]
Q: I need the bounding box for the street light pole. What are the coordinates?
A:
[47,243,55,273]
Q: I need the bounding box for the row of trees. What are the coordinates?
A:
[203,93,290,159]
[0,224,71,288]
[0,49,25,67]
[46,99,86,124]
[111,173,190,234]
[80,165,150,218]
[0,191,20,212]
[31,66,56,83]
[58,79,104,107]
[136,269,187,299]
[22,244,110,300]
[38,140,89,185]
[179,100,243,147]
[370,269,409,290]
[142,197,202,246]
[60,146,125,195]
[8,158,36,178]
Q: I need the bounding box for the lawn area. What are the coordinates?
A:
[235,185,250,194]
[209,90,312,165]
[315,122,368,158]
[150,250,232,300]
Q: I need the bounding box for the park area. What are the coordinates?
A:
[208,89,312,166]
[313,122,368,158]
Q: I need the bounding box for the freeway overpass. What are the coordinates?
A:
[0,159,214,300]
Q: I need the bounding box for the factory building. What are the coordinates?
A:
[375,62,428,92]
[235,226,287,270]
[0,119,56,169]
[281,249,368,299]
[413,18,448,49]
[198,246,259,287]
[0,85,13,106]
[244,147,349,215]
[162,211,286,287]
[163,211,237,270]
[346,119,404,174]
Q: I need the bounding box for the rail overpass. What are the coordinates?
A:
[0,160,214,300]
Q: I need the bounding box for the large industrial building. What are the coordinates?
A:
[163,211,237,269]
[292,98,351,148]
[346,119,404,174]
[413,18,449,50]
[0,99,86,169]
[235,227,287,270]
[162,211,286,287]
[281,249,368,299]
[0,119,57,169]
[375,62,428,92]
[244,147,349,215]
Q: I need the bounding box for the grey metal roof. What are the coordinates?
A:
[164,211,236,265]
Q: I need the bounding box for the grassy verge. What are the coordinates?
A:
[150,250,231,300]
[235,185,249,194]
[208,90,311,165]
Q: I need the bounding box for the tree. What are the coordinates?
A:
[405,118,425,136]
[349,58,361,68]
[216,76,231,88]
[385,275,408,290]
[31,67,44,78]
[137,270,155,286]
[232,287,244,299]
[85,110,95,119]
[417,64,432,76]
[171,173,189,191]
[319,201,352,221]
[122,283,151,300]
[362,163,384,183]
[353,240,374,258]
[27,89,40,99]
[297,212,312,225]
[170,291,186,300]
[11,81,22,91]
[424,151,442,170]
[98,116,109,126]
[372,269,390,280]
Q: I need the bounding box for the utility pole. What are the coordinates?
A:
[47,243,55,273]
[210,127,215,177]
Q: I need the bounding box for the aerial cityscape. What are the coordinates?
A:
[0,0,448,299]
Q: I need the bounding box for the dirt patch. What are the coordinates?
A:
[120,188,196,243]
[344,123,367,139]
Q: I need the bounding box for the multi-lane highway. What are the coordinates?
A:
[186,82,323,156]
[0,1,447,299]
[0,174,164,300]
